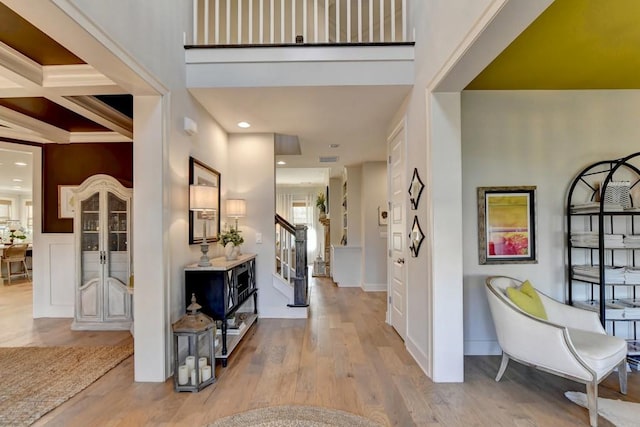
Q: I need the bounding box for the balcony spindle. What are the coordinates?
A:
[347,0,351,42]
[358,0,362,42]
[237,0,242,44]
[203,0,210,44]
[270,0,275,43]
[259,0,264,44]
[369,0,373,42]
[402,0,407,41]
[391,0,396,42]
[303,0,307,43]
[215,0,220,44]
[313,0,318,43]
[249,0,253,43]
[335,0,340,42]
[379,0,384,42]
[291,0,296,43]
[324,0,329,43]
[281,0,285,43]
[193,0,198,44]
[226,0,231,44]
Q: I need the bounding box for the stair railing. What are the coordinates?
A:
[275,213,309,307]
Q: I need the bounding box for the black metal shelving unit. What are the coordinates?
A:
[567,152,640,362]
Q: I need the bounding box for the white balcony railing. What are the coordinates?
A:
[190,0,408,46]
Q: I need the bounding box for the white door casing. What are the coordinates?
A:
[387,120,407,340]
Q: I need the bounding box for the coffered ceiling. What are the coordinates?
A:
[0,2,132,144]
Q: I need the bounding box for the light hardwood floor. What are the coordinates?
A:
[1,276,637,426]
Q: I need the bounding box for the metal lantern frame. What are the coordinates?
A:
[172,294,216,392]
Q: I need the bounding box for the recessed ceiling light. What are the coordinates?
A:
[330,144,340,148]
[237,121,251,129]
[14,162,27,166]
[277,160,286,165]
[12,178,22,182]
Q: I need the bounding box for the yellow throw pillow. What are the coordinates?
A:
[506,280,548,320]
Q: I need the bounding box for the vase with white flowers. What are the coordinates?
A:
[219,227,244,260]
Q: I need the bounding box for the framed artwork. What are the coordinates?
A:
[477,186,537,264]
[409,215,425,257]
[378,206,388,225]
[58,185,78,218]
[408,168,424,210]
[189,157,221,244]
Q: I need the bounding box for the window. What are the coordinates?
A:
[292,201,311,225]
[0,200,12,226]
[24,200,33,230]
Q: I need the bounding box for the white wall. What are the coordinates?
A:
[461,90,640,354]
[229,134,294,317]
[60,0,230,381]
[398,0,551,382]
[361,161,387,290]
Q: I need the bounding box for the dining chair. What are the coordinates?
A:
[3,243,30,284]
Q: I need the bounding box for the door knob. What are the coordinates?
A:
[396,258,405,264]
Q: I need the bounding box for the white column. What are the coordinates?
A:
[133,95,168,382]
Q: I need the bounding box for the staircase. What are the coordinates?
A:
[275,214,309,307]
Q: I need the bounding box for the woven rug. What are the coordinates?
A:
[208,405,383,427]
[0,343,133,426]
[565,391,640,427]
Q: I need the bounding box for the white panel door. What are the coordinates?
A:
[388,123,406,339]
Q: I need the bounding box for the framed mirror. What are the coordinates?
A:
[409,216,425,257]
[189,157,221,244]
[408,168,424,210]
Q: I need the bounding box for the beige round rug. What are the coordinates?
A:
[207,405,383,427]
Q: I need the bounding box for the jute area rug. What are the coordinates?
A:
[0,343,133,427]
[208,405,383,427]
[565,391,640,427]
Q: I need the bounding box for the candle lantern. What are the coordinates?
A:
[172,293,216,392]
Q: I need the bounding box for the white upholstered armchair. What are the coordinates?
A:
[485,276,627,427]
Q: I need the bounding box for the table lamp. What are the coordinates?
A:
[190,184,218,267]
[226,199,246,231]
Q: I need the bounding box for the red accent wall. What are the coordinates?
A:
[43,143,133,233]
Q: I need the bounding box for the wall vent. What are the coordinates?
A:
[319,156,339,163]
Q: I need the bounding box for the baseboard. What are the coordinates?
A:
[464,340,501,355]
[405,333,431,378]
[33,305,73,318]
[362,282,386,292]
[260,305,308,319]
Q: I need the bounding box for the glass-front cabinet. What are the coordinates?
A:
[71,174,133,331]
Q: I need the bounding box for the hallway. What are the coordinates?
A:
[1,276,636,426]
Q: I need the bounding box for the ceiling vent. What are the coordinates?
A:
[319,156,339,163]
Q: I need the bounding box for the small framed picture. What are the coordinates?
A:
[58,185,78,218]
[378,206,388,226]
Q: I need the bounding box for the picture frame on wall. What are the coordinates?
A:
[58,185,78,219]
[477,186,537,265]
[189,157,221,244]
[378,206,388,225]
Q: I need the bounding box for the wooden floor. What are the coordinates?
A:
[1,276,638,426]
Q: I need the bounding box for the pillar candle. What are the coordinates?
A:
[185,356,195,374]
[191,368,198,385]
[178,365,189,385]
[198,357,207,368]
[201,365,212,382]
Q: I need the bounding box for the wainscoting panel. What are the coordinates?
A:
[33,234,75,318]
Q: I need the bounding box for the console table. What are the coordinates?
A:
[184,253,257,367]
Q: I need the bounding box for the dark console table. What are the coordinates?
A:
[184,253,257,367]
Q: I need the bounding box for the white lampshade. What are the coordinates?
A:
[226,199,246,218]
[190,185,218,211]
